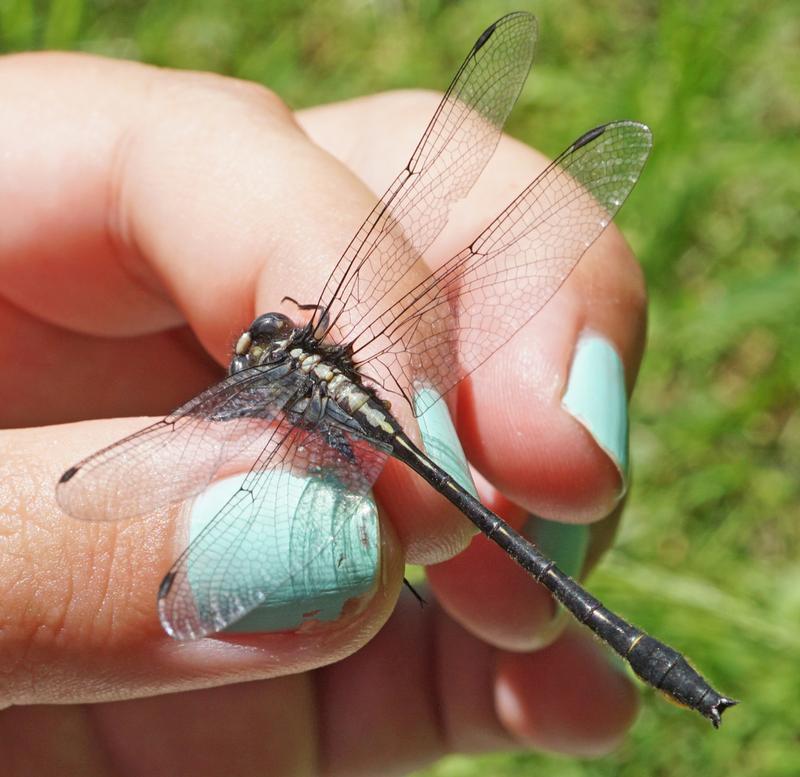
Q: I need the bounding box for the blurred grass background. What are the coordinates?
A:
[1,0,797,774]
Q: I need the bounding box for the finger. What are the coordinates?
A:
[0,601,637,775]
[0,53,475,559]
[492,626,639,757]
[0,677,314,777]
[316,598,638,774]
[0,53,371,353]
[299,91,647,522]
[93,675,314,777]
[0,297,220,428]
[0,421,405,705]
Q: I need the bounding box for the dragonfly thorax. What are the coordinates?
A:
[230,310,395,433]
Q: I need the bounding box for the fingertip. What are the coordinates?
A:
[1,420,406,703]
[495,628,639,757]
[457,287,629,524]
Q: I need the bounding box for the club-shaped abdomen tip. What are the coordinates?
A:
[708,697,738,728]
[59,465,79,484]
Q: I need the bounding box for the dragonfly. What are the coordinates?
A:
[57,12,736,727]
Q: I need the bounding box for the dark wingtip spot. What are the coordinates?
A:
[474,21,498,51]
[158,571,176,600]
[59,465,79,484]
[572,125,606,151]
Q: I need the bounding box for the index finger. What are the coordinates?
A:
[5,50,476,557]
[0,53,469,704]
[0,52,379,361]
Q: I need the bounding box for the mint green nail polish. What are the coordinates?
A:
[523,515,589,580]
[562,332,629,495]
[188,473,379,633]
[414,385,477,498]
[523,515,589,643]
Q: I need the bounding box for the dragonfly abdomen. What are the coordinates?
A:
[390,434,736,727]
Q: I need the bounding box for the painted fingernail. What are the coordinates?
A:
[523,515,590,644]
[562,332,630,497]
[188,472,380,633]
[524,516,590,580]
[414,385,478,498]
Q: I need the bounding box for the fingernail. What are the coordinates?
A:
[524,516,590,580]
[188,472,380,633]
[523,515,590,643]
[603,646,633,678]
[414,385,478,498]
[562,332,629,497]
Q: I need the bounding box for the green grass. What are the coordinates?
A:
[2,0,798,774]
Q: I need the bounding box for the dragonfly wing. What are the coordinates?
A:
[313,12,537,342]
[347,121,653,413]
[157,416,387,639]
[57,363,305,522]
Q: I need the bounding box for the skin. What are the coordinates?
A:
[0,54,647,775]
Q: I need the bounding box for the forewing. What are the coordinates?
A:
[56,363,304,521]
[347,122,653,413]
[157,416,387,639]
[313,12,536,342]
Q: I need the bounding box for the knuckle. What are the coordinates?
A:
[0,434,138,702]
[0,504,73,702]
[365,88,446,122]
[157,68,295,127]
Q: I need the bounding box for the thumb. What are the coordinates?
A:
[0,420,404,706]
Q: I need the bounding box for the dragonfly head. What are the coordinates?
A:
[229,312,294,374]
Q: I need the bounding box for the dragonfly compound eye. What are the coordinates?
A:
[249,312,292,341]
[228,354,249,375]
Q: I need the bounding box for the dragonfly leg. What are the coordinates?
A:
[282,295,331,334]
[403,577,427,606]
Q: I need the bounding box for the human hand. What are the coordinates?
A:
[0,54,645,774]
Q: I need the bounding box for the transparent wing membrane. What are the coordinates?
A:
[57,364,305,521]
[349,121,652,412]
[313,12,537,344]
[157,418,386,639]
